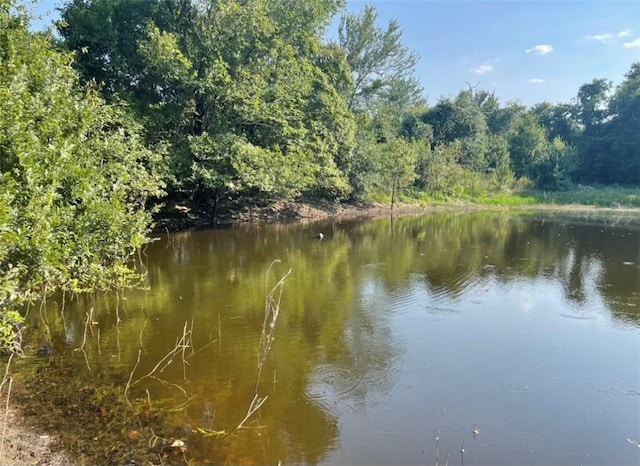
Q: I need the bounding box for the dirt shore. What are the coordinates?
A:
[154,198,485,231]
[0,404,73,466]
[154,197,638,232]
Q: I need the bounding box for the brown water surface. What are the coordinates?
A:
[19,211,640,465]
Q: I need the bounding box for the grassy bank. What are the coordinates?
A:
[529,186,640,208]
[385,186,640,210]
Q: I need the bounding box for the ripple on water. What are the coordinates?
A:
[387,287,420,315]
[307,365,364,405]
[558,302,597,320]
[425,267,476,306]
[307,351,404,409]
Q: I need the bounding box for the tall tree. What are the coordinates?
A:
[507,113,572,189]
[421,89,490,171]
[530,102,577,144]
[574,78,611,130]
[374,137,418,209]
[602,62,640,184]
[572,78,612,183]
[507,113,548,180]
[337,4,422,113]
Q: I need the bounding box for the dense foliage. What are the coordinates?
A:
[56,0,639,205]
[1,0,639,348]
[58,0,355,210]
[0,0,163,349]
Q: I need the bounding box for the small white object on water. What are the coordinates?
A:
[316,232,324,240]
[627,438,640,448]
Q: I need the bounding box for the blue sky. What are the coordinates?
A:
[339,1,640,106]
[26,0,640,107]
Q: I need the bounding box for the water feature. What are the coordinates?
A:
[16,210,640,465]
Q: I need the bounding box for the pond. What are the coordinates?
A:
[17,210,640,465]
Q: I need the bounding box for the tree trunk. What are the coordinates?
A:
[390,180,396,210]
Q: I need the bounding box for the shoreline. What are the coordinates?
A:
[154,198,640,232]
[0,404,73,466]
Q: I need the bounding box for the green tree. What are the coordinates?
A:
[422,90,486,143]
[571,78,612,184]
[337,4,422,113]
[0,0,163,350]
[485,134,514,191]
[603,62,640,184]
[507,113,548,180]
[421,89,490,172]
[487,101,527,136]
[469,89,523,136]
[375,138,418,209]
[59,0,355,211]
[417,141,464,197]
[507,113,572,189]
[530,102,577,144]
[575,78,611,130]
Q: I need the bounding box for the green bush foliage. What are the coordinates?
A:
[0,1,164,350]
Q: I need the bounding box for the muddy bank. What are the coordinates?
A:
[0,404,72,466]
[153,196,639,232]
[153,197,480,232]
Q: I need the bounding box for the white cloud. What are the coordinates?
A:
[586,29,633,43]
[624,38,640,48]
[527,79,545,84]
[525,44,554,55]
[472,64,493,75]
[587,33,614,43]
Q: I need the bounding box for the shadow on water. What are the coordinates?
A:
[9,210,640,465]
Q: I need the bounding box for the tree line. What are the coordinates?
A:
[0,0,638,345]
[54,1,639,206]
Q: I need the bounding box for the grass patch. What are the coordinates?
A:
[530,186,640,207]
[372,185,640,210]
[473,193,538,206]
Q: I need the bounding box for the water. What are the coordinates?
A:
[19,211,640,465]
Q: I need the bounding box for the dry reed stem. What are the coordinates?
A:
[166,394,198,412]
[138,321,147,354]
[217,313,221,352]
[0,377,12,464]
[38,287,53,346]
[115,291,121,325]
[193,339,217,355]
[237,394,268,430]
[124,320,194,407]
[237,261,291,429]
[74,307,94,371]
[148,376,188,398]
[115,321,122,360]
[0,354,15,464]
[76,307,93,351]
[124,349,142,407]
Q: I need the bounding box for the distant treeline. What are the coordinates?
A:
[0,1,638,335]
